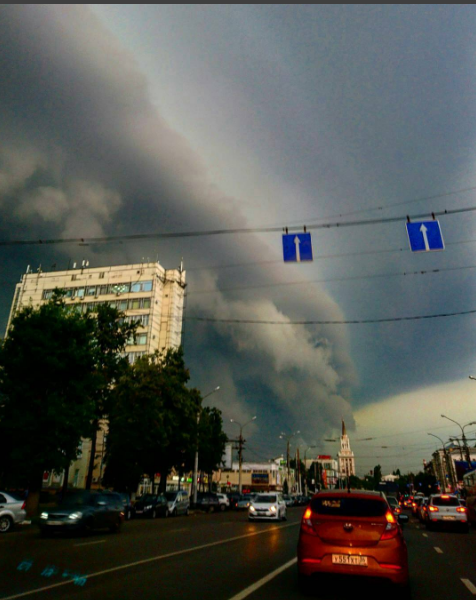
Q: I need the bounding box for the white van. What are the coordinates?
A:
[165,490,190,516]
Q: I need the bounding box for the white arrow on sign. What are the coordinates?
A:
[294,236,301,262]
[420,224,430,251]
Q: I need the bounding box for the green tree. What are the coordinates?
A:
[349,475,363,489]
[373,464,382,488]
[196,406,227,492]
[104,348,199,493]
[0,294,99,515]
[85,304,138,489]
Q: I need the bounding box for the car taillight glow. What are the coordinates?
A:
[385,510,396,524]
[441,495,450,499]
[21,502,26,510]
[380,563,402,570]
[301,507,317,536]
[428,506,439,512]
[457,506,467,513]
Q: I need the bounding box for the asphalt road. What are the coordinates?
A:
[1,508,475,600]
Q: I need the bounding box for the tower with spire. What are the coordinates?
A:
[338,420,356,478]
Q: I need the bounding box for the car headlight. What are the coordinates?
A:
[270,506,277,513]
[40,512,48,519]
[145,505,152,510]
[249,506,256,512]
[68,512,83,520]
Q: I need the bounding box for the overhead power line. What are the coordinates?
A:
[185,307,476,325]
[0,205,475,247]
[189,262,476,295]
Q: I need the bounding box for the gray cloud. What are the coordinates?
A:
[0,5,357,449]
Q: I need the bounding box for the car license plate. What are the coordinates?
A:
[332,555,368,566]
[135,510,143,514]
[47,521,64,526]
[442,516,455,520]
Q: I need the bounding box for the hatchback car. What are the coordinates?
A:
[216,493,230,511]
[133,494,169,518]
[0,491,27,533]
[426,494,469,532]
[195,492,220,513]
[249,493,287,521]
[39,491,124,536]
[297,491,409,594]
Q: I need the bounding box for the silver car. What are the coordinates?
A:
[0,491,27,533]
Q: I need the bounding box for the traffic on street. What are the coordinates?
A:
[1,501,476,600]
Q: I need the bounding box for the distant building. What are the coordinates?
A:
[216,459,292,493]
[314,456,339,489]
[7,260,186,491]
[338,420,356,478]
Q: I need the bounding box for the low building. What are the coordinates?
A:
[216,459,294,493]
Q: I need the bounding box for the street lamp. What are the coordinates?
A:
[440,415,476,465]
[230,416,257,494]
[279,431,300,493]
[428,433,456,491]
[192,386,220,506]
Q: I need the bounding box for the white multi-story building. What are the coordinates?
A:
[338,420,356,478]
[7,260,186,490]
[7,260,186,359]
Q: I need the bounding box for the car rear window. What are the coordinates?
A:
[432,496,460,507]
[311,496,388,517]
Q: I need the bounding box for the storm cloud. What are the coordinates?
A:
[0,5,359,457]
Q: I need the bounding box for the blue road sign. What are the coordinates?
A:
[406,221,445,252]
[282,232,313,262]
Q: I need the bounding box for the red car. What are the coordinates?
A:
[297,490,409,594]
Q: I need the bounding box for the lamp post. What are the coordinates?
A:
[279,431,300,493]
[230,416,257,494]
[192,386,220,506]
[303,446,317,495]
[440,415,476,466]
[428,433,456,492]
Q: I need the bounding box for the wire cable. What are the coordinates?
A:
[0,205,475,247]
[185,307,476,325]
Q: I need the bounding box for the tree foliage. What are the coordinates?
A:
[0,294,99,510]
[104,348,220,493]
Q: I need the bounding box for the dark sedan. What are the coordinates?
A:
[39,491,124,536]
[133,494,170,518]
[195,492,220,513]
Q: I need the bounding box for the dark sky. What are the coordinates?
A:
[1,5,476,473]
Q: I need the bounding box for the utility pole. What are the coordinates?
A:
[230,416,256,494]
[279,430,300,493]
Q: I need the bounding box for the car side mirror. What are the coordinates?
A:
[398,514,409,524]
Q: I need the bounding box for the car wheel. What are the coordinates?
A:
[185,507,190,516]
[109,518,121,534]
[126,509,132,521]
[297,572,312,596]
[164,508,170,518]
[0,515,13,534]
[208,506,214,514]
[83,518,94,536]
[220,503,226,512]
[151,509,157,519]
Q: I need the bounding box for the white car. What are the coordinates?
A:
[426,494,469,532]
[0,491,27,533]
[216,493,230,511]
[248,493,287,521]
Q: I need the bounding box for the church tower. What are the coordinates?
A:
[338,420,356,478]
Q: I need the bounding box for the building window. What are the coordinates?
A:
[86,286,96,296]
[131,281,153,293]
[143,298,151,309]
[43,290,53,300]
[136,333,148,345]
[99,285,109,295]
[99,272,105,279]
[130,298,141,310]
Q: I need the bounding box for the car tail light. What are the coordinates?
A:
[428,506,439,512]
[380,563,402,570]
[394,507,401,514]
[301,507,317,536]
[441,495,450,499]
[380,511,398,541]
[21,501,26,510]
[457,506,467,513]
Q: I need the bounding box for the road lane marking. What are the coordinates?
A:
[422,533,428,538]
[0,521,299,600]
[226,558,297,600]
[462,579,476,595]
[434,547,443,554]
[74,539,106,547]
